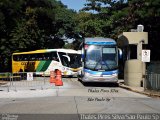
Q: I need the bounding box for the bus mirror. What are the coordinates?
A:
[81,55,84,62]
[62,55,70,62]
[118,48,122,59]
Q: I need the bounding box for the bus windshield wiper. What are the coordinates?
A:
[93,59,111,71]
[103,61,111,70]
[93,58,101,70]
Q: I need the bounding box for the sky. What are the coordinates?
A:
[60,0,86,12]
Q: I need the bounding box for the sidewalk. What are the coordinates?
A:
[119,82,160,98]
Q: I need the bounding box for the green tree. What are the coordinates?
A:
[82,0,101,13]
[128,0,160,60]
[0,0,77,71]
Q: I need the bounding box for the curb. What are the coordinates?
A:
[119,83,160,98]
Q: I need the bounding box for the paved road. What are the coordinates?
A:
[0,78,160,120]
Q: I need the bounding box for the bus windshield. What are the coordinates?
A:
[59,52,81,68]
[58,52,70,67]
[84,45,118,71]
[68,53,81,68]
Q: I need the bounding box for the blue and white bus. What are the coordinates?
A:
[80,38,118,82]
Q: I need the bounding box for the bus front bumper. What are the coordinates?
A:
[82,73,118,83]
[63,69,80,76]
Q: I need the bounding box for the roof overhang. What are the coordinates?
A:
[117,32,148,47]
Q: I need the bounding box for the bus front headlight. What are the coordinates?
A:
[85,72,90,77]
[112,73,118,76]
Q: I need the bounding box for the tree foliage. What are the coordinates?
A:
[77,0,160,60]
[0,0,160,71]
[0,0,76,71]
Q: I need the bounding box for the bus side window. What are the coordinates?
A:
[13,55,17,61]
[24,54,28,61]
[34,54,37,60]
[19,55,23,61]
[51,52,59,62]
[46,53,50,60]
[37,53,42,60]
[42,54,45,60]
[31,54,36,60]
[40,53,44,60]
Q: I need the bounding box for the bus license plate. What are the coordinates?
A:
[97,78,105,81]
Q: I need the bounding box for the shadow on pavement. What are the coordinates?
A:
[79,80,119,87]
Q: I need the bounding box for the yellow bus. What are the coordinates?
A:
[12,49,81,76]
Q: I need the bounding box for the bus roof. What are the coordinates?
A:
[77,50,81,54]
[85,37,116,45]
[48,49,78,54]
[12,49,78,55]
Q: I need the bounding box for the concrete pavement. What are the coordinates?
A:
[0,78,160,120]
[0,78,149,98]
[1,78,159,98]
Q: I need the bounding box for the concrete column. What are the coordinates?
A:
[137,41,142,60]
